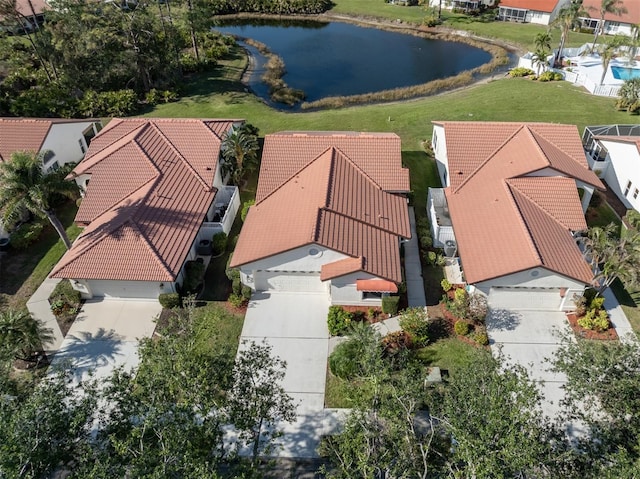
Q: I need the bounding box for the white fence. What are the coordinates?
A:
[197,186,240,241]
[555,69,621,97]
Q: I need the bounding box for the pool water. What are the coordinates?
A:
[611,66,640,81]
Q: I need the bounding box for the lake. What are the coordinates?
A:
[213,19,494,108]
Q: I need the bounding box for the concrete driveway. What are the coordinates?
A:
[50,299,162,383]
[239,291,330,412]
[487,296,572,419]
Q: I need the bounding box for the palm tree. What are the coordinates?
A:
[552,1,585,67]
[220,124,260,186]
[533,48,551,76]
[590,0,627,52]
[598,39,618,84]
[0,151,78,250]
[534,31,552,51]
[0,309,53,362]
[618,77,640,109]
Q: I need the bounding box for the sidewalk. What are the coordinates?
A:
[26,277,65,355]
[405,207,427,308]
[603,287,639,345]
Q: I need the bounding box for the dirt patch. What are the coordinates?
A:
[566,312,619,341]
[340,305,388,323]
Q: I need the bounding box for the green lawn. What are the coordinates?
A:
[191,302,245,356]
[327,0,595,51]
[0,202,81,311]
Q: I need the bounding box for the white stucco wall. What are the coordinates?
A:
[41,122,100,170]
[432,124,449,187]
[238,244,349,280]
[600,139,640,212]
[526,10,552,25]
[604,21,634,36]
[81,279,167,300]
[330,272,382,306]
[474,267,588,295]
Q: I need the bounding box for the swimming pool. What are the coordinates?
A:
[611,66,640,81]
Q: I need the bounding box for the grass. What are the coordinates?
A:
[0,202,81,311]
[192,302,245,356]
[327,0,596,51]
[610,279,640,338]
[585,197,622,229]
[413,337,480,372]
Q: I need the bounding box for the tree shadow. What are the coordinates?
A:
[485,308,523,332]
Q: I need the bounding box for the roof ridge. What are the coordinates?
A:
[453,125,526,193]
[127,219,175,279]
[331,146,384,190]
[146,122,211,191]
[256,146,335,206]
[506,178,567,228]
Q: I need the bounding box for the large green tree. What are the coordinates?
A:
[0,151,78,249]
[553,0,585,67]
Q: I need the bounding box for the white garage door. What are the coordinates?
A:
[87,280,160,300]
[488,287,563,311]
[256,272,325,293]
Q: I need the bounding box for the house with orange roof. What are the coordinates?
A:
[427,0,495,13]
[497,0,570,25]
[0,0,49,33]
[584,124,640,215]
[0,117,102,239]
[428,121,604,309]
[580,0,639,37]
[50,118,242,300]
[230,131,411,306]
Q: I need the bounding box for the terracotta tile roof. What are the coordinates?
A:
[582,0,640,25]
[231,137,410,283]
[499,0,559,12]
[438,121,598,285]
[256,131,409,201]
[51,118,239,282]
[356,279,398,293]
[321,257,363,281]
[0,118,51,161]
[1,0,50,19]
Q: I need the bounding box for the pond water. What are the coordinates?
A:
[213,19,493,108]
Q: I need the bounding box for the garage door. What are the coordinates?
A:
[87,280,160,300]
[256,272,325,293]
[488,287,563,311]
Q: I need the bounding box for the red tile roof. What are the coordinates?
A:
[231,137,411,283]
[320,257,364,281]
[436,121,601,285]
[256,131,410,201]
[582,0,640,25]
[51,118,239,282]
[356,279,398,293]
[499,0,559,13]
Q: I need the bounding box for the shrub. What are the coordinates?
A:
[578,309,610,332]
[436,254,446,267]
[441,278,452,292]
[399,307,429,347]
[627,210,640,230]
[211,232,228,256]
[183,260,205,294]
[9,221,44,249]
[49,279,82,316]
[232,277,241,295]
[447,288,470,319]
[454,320,471,336]
[228,293,246,308]
[416,218,432,249]
[241,285,252,301]
[327,306,354,336]
[329,324,380,379]
[538,71,563,82]
[468,293,489,323]
[381,331,412,367]
[381,296,400,316]
[473,329,489,346]
[158,293,180,309]
[225,254,240,281]
[241,199,255,222]
[509,67,534,77]
[425,250,437,265]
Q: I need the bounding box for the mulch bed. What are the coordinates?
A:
[566,312,619,341]
[340,305,388,323]
[13,351,49,371]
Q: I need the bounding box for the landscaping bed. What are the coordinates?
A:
[566,312,618,341]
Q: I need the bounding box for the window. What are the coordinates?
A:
[432,133,438,151]
[363,291,383,300]
[46,161,60,173]
[624,180,632,197]
[78,139,86,154]
[634,188,639,200]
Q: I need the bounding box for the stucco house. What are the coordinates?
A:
[580,0,639,37]
[583,124,640,214]
[0,0,49,33]
[427,0,494,13]
[50,118,242,300]
[0,117,102,239]
[428,121,604,310]
[497,0,569,25]
[231,131,411,307]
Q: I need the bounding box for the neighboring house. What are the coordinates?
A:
[0,0,49,33]
[497,0,570,25]
[429,122,604,309]
[580,0,640,37]
[428,0,494,12]
[230,132,411,307]
[583,124,640,214]
[0,117,102,239]
[50,118,243,300]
